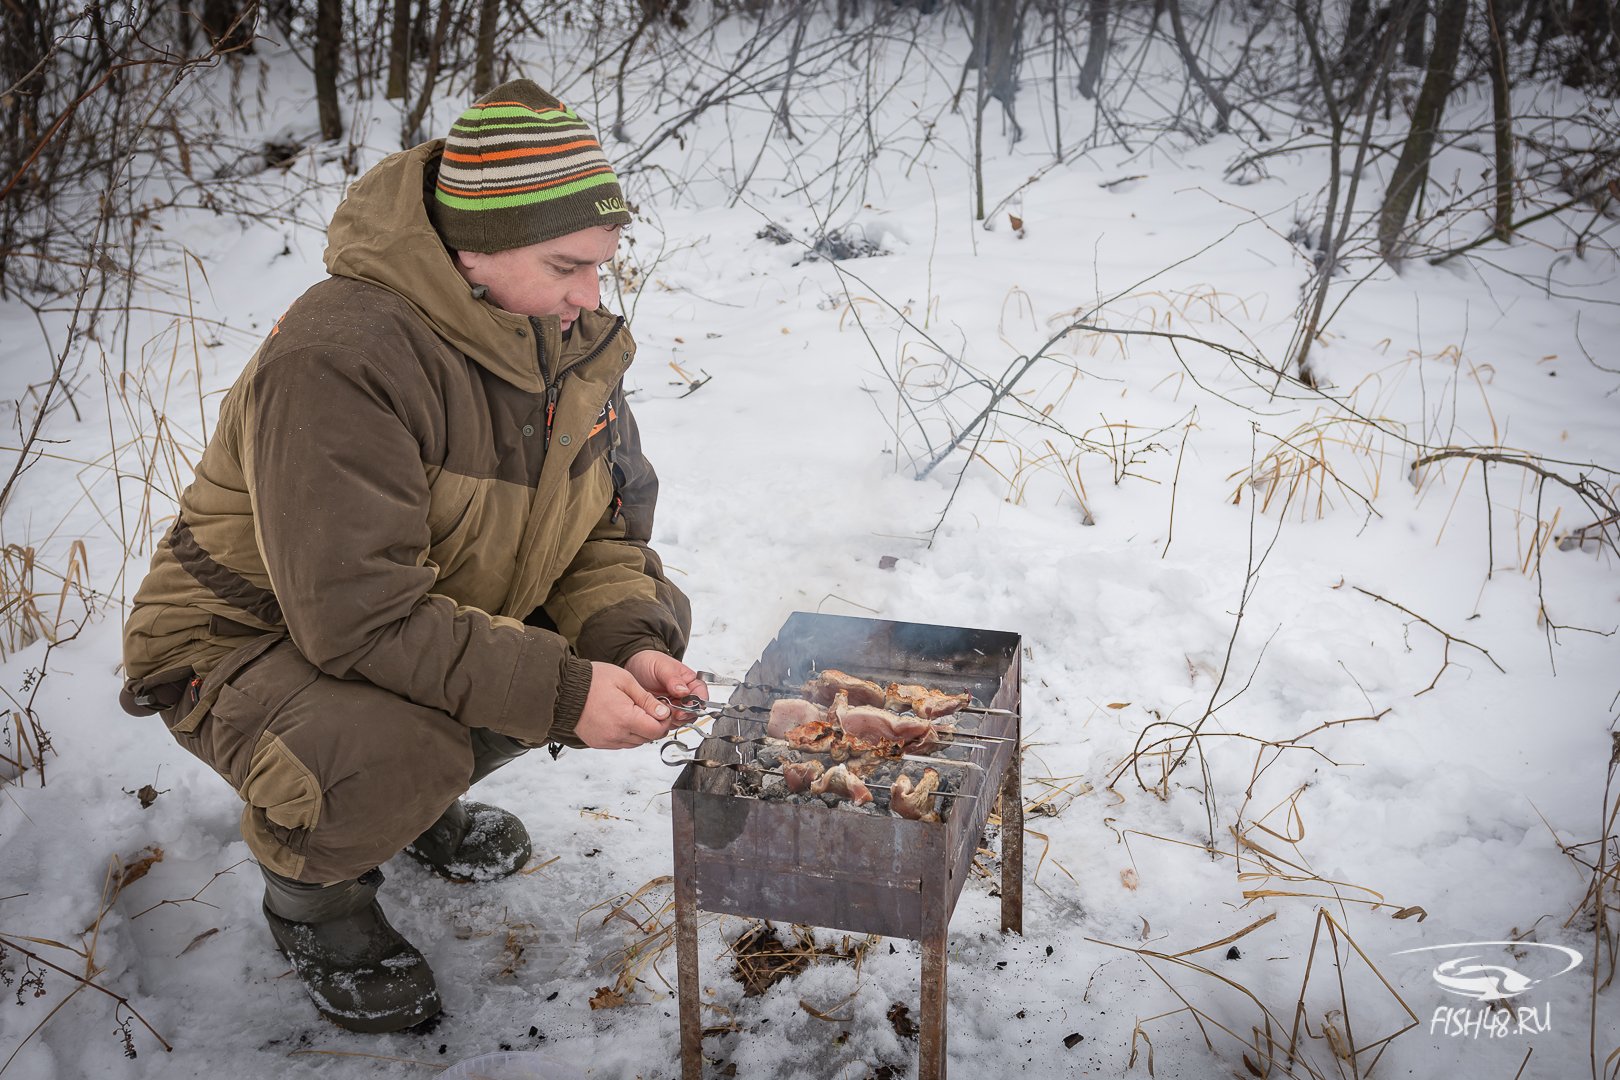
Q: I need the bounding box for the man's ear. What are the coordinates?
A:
[455,248,483,273]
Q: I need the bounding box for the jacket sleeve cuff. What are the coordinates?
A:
[547,654,594,749]
[610,636,674,669]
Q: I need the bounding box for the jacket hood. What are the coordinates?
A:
[324,141,563,393]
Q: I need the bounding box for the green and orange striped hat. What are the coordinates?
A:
[429,79,631,253]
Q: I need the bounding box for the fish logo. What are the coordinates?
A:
[1395,942,1582,1002]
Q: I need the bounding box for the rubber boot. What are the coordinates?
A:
[403,728,533,882]
[465,726,531,787]
[405,799,532,882]
[261,866,441,1033]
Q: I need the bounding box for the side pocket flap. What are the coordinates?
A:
[171,632,285,735]
[241,734,322,832]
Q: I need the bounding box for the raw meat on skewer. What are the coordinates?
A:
[802,670,886,708]
[827,689,937,745]
[885,682,972,720]
[809,763,873,806]
[782,759,825,793]
[889,768,942,821]
[837,703,934,744]
[767,698,827,738]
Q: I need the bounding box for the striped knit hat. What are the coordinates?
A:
[429,79,631,253]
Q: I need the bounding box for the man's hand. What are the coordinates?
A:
[575,662,676,749]
[623,650,709,719]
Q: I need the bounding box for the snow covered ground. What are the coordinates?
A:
[2,11,1617,1079]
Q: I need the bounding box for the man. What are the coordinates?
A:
[118,79,701,1032]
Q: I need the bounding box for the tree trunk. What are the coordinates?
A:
[403,0,454,145]
[315,0,343,141]
[473,0,500,94]
[969,0,1024,143]
[1378,0,1466,260]
[386,0,411,100]
[1403,0,1428,65]
[1564,0,1615,86]
[1079,0,1108,98]
[1486,0,1514,238]
[1346,0,1370,46]
[1165,0,1232,132]
[411,0,433,60]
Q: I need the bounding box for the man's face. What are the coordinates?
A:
[455,225,621,331]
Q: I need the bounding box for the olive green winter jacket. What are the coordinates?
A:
[121,140,690,746]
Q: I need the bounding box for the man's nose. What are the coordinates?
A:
[569,272,601,312]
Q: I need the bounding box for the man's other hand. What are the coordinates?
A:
[576,662,675,749]
[623,650,709,720]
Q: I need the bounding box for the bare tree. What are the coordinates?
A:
[315,0,344,141]
[473,0,500,94]
[965,0,1024,219]
[1378,0,1467,260]
[1485,0,1514,239]
[1079,0,1108,99]
[1290,0,1401,383]
[386,0,412,99]
[1403,0,1428,65]
[1164,0,1233,132]
[1564,0,1618,88]
[403,0,453,144]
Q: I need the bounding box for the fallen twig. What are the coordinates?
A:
[1351,586,1505,695]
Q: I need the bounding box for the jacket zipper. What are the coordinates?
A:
[540,315,625,448]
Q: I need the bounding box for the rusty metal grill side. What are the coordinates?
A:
[672,612,1022,1080]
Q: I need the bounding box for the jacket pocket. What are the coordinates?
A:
[193,682,271,792]
[240,733,322,832]
[170,632,284,735]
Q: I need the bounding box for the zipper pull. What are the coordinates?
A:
[544,382,559,447]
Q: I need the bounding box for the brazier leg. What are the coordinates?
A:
[674,800,703,1080]
[1000,738,1024,935]
[919,927,948,1080]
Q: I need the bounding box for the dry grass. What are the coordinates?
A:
[1228,414,1391,520]
[724,920,879,998]
[575,872,883,1016]
[1093,907,1416,1080]
[0,540,90,660]
[0,631,86,788]
[0,845,179,1073]
[577,874,681,1008]
[1555,731,1620,1078]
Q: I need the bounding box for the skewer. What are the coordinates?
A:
[654,695,770,722]
[658,746,977,801]
[725,712,1017,745]
[660,729,985,773]
[693,671,1021,720]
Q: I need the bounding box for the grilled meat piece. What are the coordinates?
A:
[803,669,886,709]
[784,719,839,753]
[885,682,972,720]
[909,723,951,756]
[782,759,825,793]
[767,698,828,739]
[838,704,935,745]
[809,763,873,806]
[780,712,905,762]
[889,768,941,820]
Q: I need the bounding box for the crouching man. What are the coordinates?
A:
[118,79,702,1032]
